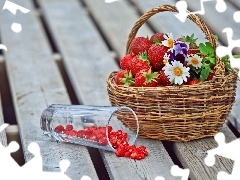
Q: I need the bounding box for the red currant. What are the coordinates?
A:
[54,125,64,133]
[65,124,73,131]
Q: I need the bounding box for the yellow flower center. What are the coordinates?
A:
[173,67,182,76]
[163,59,168,65]
[191,58,199,65]
[168,39,173,48]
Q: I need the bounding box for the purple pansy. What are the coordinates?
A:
[169,41,189,64]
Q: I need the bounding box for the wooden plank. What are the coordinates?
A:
[0,94,7,146]
[229,0,240,9]
[38,0,178,179]
[185,0,240,54]
[228,79,240,133]
[0,0,98,179]
[173,124,235,180]
[0,58,8,147]
[131,0,207,43]
[83,0,153,57]
[38,0,119,106]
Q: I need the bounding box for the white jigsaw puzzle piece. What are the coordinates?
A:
[80,175,92,180]
[0,44,7,51]
[0,123,72,179]
[171,165,190,180]
[175,0,227,22]
[204,132,240,180]
[0,124,21,178]
[105,0,121,3]
[233,11,240,23]
[3,0,30,15]
[154,176,165,180]
[11,23,22,33]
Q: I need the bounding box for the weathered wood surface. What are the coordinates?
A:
[38,0,118,106]
[1,0,240,180]
[229,0,240,9]
[228,79,240,133]
[83,0,153,58]
[0,0,98,179]
[173,124,235,180]
[0,93,7,146]
[38,0,178,179]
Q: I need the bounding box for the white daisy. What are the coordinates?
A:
[163,60,190,85]
[162,33,174,52]
[163,53,170,65]
[186,54,203,69]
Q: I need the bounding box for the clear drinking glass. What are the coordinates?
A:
[40,104,139,152]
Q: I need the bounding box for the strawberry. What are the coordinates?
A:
[188,49,200,55]
[135,69,159,87]
[188,79,199,85]
[148,45,169,70]
[130,37,151,55]
[207,73,214,80]
[183,76,191,85]
[149,33,165,44]
[157,70,171,86]
[114,70,134,86]
[120,54,133,70]
[131,52,151,76]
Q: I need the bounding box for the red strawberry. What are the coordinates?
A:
[157,70,171,86]
[130,37,151,55]
[114,70,134,86]
[188,49,200,55]
[120,54,133,70]
[135,69,159,87]
[207,73,214,80]
[150,33,165,44]
[131,52,151,76]
[148,45,169,70]
[183,76,191,85]
[189,79,199,85]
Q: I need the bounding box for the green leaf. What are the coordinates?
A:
[199,42,214,56]
[199,43,208,55]
[192,67,201,74]
[209,57,216,65]
[214,35,218,40]
[204,57,216,65]
[154,36,160,44]
[234,54,240,58]
[200,64,211,82]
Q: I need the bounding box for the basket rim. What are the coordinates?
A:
[107,70,238,90]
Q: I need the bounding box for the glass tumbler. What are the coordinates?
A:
[40,104,139,152]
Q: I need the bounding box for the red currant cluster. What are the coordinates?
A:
[54,124,148,160]
[54,124,109,145]
[109,129,148,160]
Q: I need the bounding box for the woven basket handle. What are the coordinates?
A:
[126,5,225,77]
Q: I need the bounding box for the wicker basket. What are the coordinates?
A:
[106,5,238,142]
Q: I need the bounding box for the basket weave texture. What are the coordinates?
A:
[106,5,238,142]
